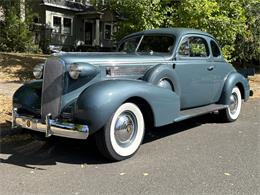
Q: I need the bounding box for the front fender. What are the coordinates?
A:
[75,79,180,134]
[218,71,250,105]
[13,80,42,114]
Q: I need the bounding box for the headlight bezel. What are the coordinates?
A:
[33,63,44,79]
[68,63,81,80]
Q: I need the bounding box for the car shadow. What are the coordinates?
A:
[143,112,221,144]
[0,113,222,169]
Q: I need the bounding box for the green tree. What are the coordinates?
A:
[111,0,166,40]
[111,0,259,63]
[171,0,247,60]
[234,0,260,64]
[0,0,39,52]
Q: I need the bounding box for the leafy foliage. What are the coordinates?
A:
[111,0,259,63]
[233,0,260,63]
[0,0,40,53]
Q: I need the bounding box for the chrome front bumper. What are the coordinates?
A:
[12,108,89,139]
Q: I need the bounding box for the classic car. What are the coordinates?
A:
[12,28,253,161]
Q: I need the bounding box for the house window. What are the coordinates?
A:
[53,16,61,33]
[63,18,72,35]
[52,15,73,35]
[104,23,112,40]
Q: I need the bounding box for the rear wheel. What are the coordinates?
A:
[219,86,242,122]
[95,102,145,161]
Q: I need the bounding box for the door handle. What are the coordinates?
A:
[207,65,214,71]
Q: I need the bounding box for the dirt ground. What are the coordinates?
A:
[0,53,47,128]
[0,52,259,128]
[0,52,47,82]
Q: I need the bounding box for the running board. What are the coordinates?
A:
[174,104,228,122]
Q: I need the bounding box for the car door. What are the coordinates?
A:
[175,35,214,109]
[209,39,235,102]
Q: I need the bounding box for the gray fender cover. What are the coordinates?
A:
[143,64,181,96]
[218,71,250,105]
[75,79,180,134]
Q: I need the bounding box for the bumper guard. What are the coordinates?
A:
[12,108,89,140]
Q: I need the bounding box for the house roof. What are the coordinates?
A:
[41,0,96,12]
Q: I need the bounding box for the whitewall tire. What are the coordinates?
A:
[220,86,242,122]
[95,102,145,161]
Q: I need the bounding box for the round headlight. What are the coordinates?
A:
[69,63,80,79]
[33,63,44,79]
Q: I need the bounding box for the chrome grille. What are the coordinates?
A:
[41,57,65,119]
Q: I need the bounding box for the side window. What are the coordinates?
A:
[189,37,209,57]
[178,37,189,57]
[118,36,141,53]
[210,40,221,57]
[178,36,209,57]
[137,35,174,54]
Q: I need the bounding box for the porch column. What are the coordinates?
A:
[95,19,100,46]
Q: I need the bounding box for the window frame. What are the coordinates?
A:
[118,35,142,53]
[52,15,62,34]
[136,34,175,54]
[176,35,211,60]
[52,14,73,36]
[63,17,72,35]
[104,23,113,40]
[210,39,222,58]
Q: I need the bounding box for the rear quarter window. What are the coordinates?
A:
[210,40,221,57]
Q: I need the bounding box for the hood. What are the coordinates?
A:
[53,52,167,66]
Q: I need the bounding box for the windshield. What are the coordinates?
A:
[118,35,175,55]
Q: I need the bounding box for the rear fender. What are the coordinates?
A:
[218,72,250,105]
[75,80,180,134]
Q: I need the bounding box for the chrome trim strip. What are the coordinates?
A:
[12,108,89,140]
[92,60,174,66]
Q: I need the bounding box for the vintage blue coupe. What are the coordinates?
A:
[12,28,253,160]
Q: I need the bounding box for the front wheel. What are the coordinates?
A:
[95,102,145,161]
[219,86,242,122]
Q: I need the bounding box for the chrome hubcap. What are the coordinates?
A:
[229,92,238,114]
[114,111,137,147]
[158,78,172,90]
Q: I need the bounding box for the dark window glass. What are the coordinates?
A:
[138,35,174,54]
[104,24,112,40]
[118,36,141,53]
[178,36,209,57]
[178,37,189,57]
[189,37,209,57]
[53,16,61,33]
[210,40,221,57]
[63,18,72,35]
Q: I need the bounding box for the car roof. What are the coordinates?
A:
[122,27,214,40]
